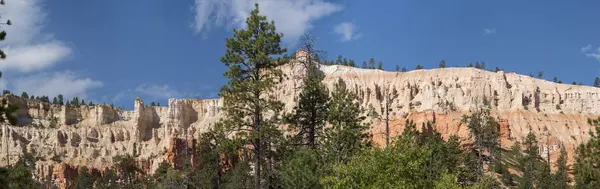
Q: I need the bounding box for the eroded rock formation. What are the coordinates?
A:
[0,62,598,186]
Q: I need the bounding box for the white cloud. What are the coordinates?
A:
[581,45,600,62]
[581,44,592,53]
[333,22,361,42]
[0,0,72,73]
[135,84,180,100]
[192,0,343,47]
[483,28,496,36]
[5,71,102,100]
[0,42,71,72]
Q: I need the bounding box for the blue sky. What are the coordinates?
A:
[0,0,599,109]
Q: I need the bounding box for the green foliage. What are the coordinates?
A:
[321,78,370,165]
[402,66,407,72]
[281,148,321,189]
[574,117,600,188]
[520,132,540,189]
[0,153,43,189]
[361,61,367,68]
[434,174,463,189]
[2,89,10,95]
[396,64,400,72]
[75,166,94,189]
[439,60,446,68]
[321,120,465,189]
[460,108,501,180]
[218,4,287,188]
[20,92,28,99]
[552,147,570,188]
[594,77,600,87]
[377,60,383,70]
[58,94,64,105]
[415,65,424,70]
[368,58,376,69]
[113,154,141,185]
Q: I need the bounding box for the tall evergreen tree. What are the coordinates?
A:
[286,34,330,149]
[321,78,370,165]
[520,132,540,189]
[377,60,383,70]
[52,97,58,104]
[20,92,28,99]
[75,166,94,189]
[574,117,600,188]
[402,66,407,72]
[368,58,376,69]
[342,57,348,66]
[460,108,500,181]
[552,147,570,189]
[58,94,64,105]
[348,59,355,67]
[218,4,287,188]
[594,77,600,87]
[0,2,11,59]
[439,60,446,68]
[396,64,400,72]
[361,61,367,69]
[415,65,424,70]
[336,55,343,65]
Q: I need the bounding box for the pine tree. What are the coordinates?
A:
[520,132,539,189]
[218,4,286,188]
[537,72,543,79]
[415,65,424,70]
[321,78,370,165]
[285,35,330,149]
[52,97,58,104]
[594,77,600,87]
[574,117,600,188]
[343,57,348,66]
[361,61,367,69]
[75,166,94,188]
[460,108,500,181]
[81,99,85,106]
[368,58,376,69]
[396,64,400,72]
[88,101,93,106]
[377,60,383,70]
[20,92,28,99]
[349,59,355,67]
[336,55,343,65]
[0,4,11,59]
[29,95,34,100]
[58,94,64,105]
[439,60,446,68]
[552,147,570,189]
[402,67,407,72]
[150,101,156,106]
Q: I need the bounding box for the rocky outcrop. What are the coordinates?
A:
[0,62,598,186]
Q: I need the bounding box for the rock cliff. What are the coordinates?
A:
[0,62,598,186]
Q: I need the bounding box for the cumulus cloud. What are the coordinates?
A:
[0,0,72,72]
[333,22,361,42]
[7,71,102,100]
[192,0,343,46]
[581,44,592,53]
[483,28,496,36]
[581,44,600,62]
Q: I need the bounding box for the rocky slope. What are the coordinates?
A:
[1,62,599,186]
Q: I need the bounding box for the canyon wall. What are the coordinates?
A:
[1,62,599,186]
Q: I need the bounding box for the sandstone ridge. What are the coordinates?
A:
[1,63,599,185]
